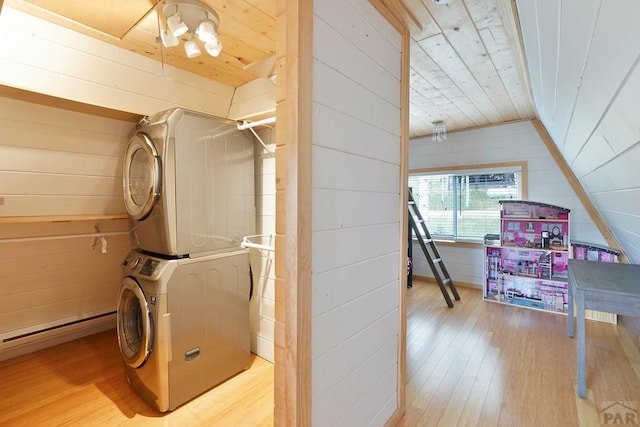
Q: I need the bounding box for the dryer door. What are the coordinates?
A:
[117,277,153,368]
[123,132,161,220]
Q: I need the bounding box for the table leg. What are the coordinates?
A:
[577,290,586,398]
[568,281,574,338]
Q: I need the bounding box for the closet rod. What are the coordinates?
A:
[236,116,276,130]
[0,230,129,244]
[241,234,275,252]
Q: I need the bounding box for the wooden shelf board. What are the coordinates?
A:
[0,214,129,224]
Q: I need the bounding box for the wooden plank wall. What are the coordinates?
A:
[0,5,276,361]
[0,98,134,216]
[0,97,134,355]
[311,0,402,424]
[516,0,640,263]
[0,6,233,119]
[248,128,276,363]
[408,120,607,285]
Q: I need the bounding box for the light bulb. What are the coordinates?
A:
[184,39,201,58]
[160,29,179,47]
[167,13,188,38]
[204,39,222,57]
[196,20,217,43]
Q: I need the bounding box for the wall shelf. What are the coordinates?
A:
[0,214,128,224]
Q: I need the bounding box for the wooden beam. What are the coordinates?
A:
[531,118,628,263]
[274,0,313,425]
[0,85,140,122]
[393,24,412,426]
[369,0,410,34]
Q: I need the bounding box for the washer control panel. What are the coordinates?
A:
[122,252,164,277]
[139,258,160,277]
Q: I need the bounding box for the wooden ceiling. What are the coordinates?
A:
[5,0,276,88]
[4,0,533,138]
[401,0,535,137]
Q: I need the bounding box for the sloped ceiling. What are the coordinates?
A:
[516,0,640,263]
[402,0,536,137]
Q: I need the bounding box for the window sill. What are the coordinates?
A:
[411,237,482,249]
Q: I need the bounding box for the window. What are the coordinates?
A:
[409,165,523,241]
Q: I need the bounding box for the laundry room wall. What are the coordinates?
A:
[0,95,136,360]
[0,4,277,362]
[248,126,276,363]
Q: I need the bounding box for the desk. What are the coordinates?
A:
[567,259,640,398]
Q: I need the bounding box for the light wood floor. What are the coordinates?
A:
[0,331,274,426]
[398,279,640,426]
[1,280,639,426]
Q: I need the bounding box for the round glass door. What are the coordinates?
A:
[123,132,161,220]
[117,277,153,368]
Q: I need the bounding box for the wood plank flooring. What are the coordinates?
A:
[0,331,274,426]
[1,279,639,426]
[398,279,640,426]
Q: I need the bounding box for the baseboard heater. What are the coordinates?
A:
[0,311,116,361]
[3,311,116,343]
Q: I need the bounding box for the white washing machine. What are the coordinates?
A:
[123,108,255,257]
[116,248,251,412]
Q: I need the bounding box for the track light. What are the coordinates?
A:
[160,0,222,59]
[196,20,217,43]
[160,29,179,47]
[184,38,201,58]
[166,13,188,38]
[204,39,222,57]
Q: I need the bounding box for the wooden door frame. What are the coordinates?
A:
[275,1,410,425]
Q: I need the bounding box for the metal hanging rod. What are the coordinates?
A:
[237,117,276,155]
[0,230,128,244]
[241,234,275,252]
[237,116,276,130]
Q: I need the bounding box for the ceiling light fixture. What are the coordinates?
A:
[160,29,179,47]
[432,120,447,142]
[160,0,222,58]
[184,37,201,58]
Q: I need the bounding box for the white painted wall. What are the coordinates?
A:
[516,0,640,263]
[311,0,402,425]
[409,120,605,285]
[0,98,134,216]
[0,97,134,356]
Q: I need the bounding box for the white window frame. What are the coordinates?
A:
[409,161,528,243]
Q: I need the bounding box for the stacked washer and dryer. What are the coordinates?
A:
[116,108,255,412]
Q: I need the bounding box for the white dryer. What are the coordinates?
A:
[116,249,251,412]
[123,108,255,257]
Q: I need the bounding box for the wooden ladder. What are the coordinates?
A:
[408,189,460,307]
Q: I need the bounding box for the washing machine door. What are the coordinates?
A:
[123,132,161,221]
[117,277,153,368]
